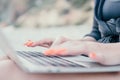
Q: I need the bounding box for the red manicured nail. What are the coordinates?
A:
[44,49,56,55]
[89,52,96,59]
[44,48,66,56]
[24,40,34,46]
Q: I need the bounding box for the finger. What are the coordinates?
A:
[51,36,70,48]
[44,48,67,56]
[25,38,53,47]
[28,41,44,47]
[30,42,51,48]
[38,44,50,48]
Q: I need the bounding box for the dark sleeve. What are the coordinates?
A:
[85,18,101,40]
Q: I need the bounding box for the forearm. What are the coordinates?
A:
[86,42,120,55]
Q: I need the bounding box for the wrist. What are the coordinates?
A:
[84,41,101,55]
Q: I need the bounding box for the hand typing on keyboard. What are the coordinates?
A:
[24,37,120,66]
[25,37,88,56]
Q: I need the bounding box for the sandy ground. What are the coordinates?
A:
[0,25,92,55]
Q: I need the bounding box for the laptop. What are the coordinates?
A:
[0,30,120,73]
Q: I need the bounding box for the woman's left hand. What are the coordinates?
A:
[44,40,88,56]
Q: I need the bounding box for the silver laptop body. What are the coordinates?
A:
[0,30,120,73]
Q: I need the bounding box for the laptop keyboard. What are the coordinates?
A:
[16,51,84,67]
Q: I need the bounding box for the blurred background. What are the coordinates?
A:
[0,0,94,52]
[0,0,94,28]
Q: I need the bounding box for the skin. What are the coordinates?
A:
[0,36,120,80]
[28,36,120,65]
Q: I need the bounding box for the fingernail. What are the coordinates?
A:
[24,40,34,46]
[89,52,97,59]
[44,49,56,55]
[89,52,105,64]
[44,48,66,56]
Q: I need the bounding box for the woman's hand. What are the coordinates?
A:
[26,36,72,48]
[26,36,95,56]
[27,38,54,48]
[25,36,120,65]
[44,40,88,56]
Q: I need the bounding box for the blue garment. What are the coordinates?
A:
[103,0,120,21]
[85,0,120,43]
